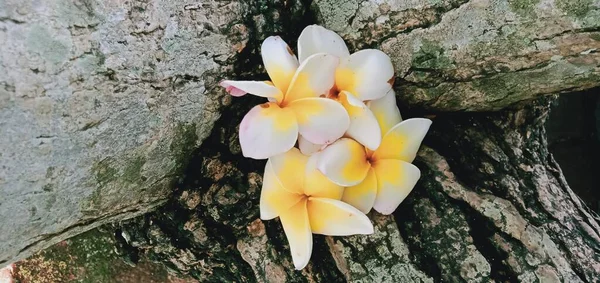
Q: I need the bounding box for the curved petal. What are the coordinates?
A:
[307,198,374,236]
[283,53,339,104]
[316,138,370,187]
[261,36,299,94]
[220,80,283,101]
[304,153,344,200]
[298,135,323,155]
[339,91,381,150]
[372,118,432,163]
[297,25,350,63]
[239,103,298,160]
[335,49,394,101]
[269,147,308,194]
[342,167,377,213]
[367,90,402,137]
[288,97,349,145]
[260,161,304,220]
[279,199,313,270]
[372,159,421,215]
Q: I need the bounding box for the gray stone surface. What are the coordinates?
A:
[313,0,600,111]
[0,0,248,264]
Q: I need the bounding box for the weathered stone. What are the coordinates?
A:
[313,0,600,111]
[0,0,249,264]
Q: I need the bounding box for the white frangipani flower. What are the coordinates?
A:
[220,36,350,160]
[296,25,396,153]
[260,148,373,270]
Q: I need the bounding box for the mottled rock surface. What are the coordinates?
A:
[8,228,196,283]
[314,0,600,111]
[2,0,600,277]
[0,0,248,264]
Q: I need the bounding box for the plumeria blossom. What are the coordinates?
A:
[220,36,350,159]
[260,148,374,270]
[317,91,432,214]
[296,25,395,152]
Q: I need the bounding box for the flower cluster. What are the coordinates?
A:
[220,25,431,270]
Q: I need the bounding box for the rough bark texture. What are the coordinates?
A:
[1,0,600,276]
[111,96,600,282]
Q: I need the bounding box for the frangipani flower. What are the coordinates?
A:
[317,92,432,214]
[296,25,395,152]
[260,148,374,270]
[220,36,350,159]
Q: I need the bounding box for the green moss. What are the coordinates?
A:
[42,183,54,192]
[92,158,118,186]
[14,228,176,282]
[412,40,454,70]
[170,123,198,173]
[122,155,146,183]
[508,0,540,18]
[46,166,56,178]
[590,34,600,41]
[556,0,593,17]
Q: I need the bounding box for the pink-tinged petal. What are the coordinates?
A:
[283,53,339,103]
[335,49,394,101]
[220,80,283,101]
[339,91,381,150]
[342,167,377,213]
[298,135,324,155]
[297,25,350,63]
[288,97,349,145]
[279,199,313,270]
[372,159,421,215]
[261,36,299,94]
[367,90,402,137]
[307,198,374,236]
[372,118,432,163]
[304,153,344,200]
[269,147,308,194]
[317,138,370,187]
[239,103,298,159]
[260,161,304,220]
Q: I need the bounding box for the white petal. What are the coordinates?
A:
[279,199,313,270]
[261,36,299,93]
[298,135,324,155]
[316,138,370,187]
[367,89,402,137]
[239,103,298,159]
[283,53,339,103]
[269,147,308,194]
[260,161,304,220]
[297,25,350,63]
[220,80,283,101]
[342,167,377,213]
[335,49,394,101]
[372,118,432,163]
[307,198,374,236]
[304,153,344,200]
[339,91,381,150]
[372,159,421,215]
[288,97,349,145]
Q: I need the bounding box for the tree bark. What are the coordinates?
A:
[2,0,600,280]
[113,96,600,282]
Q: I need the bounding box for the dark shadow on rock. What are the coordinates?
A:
[546,87,600,213]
